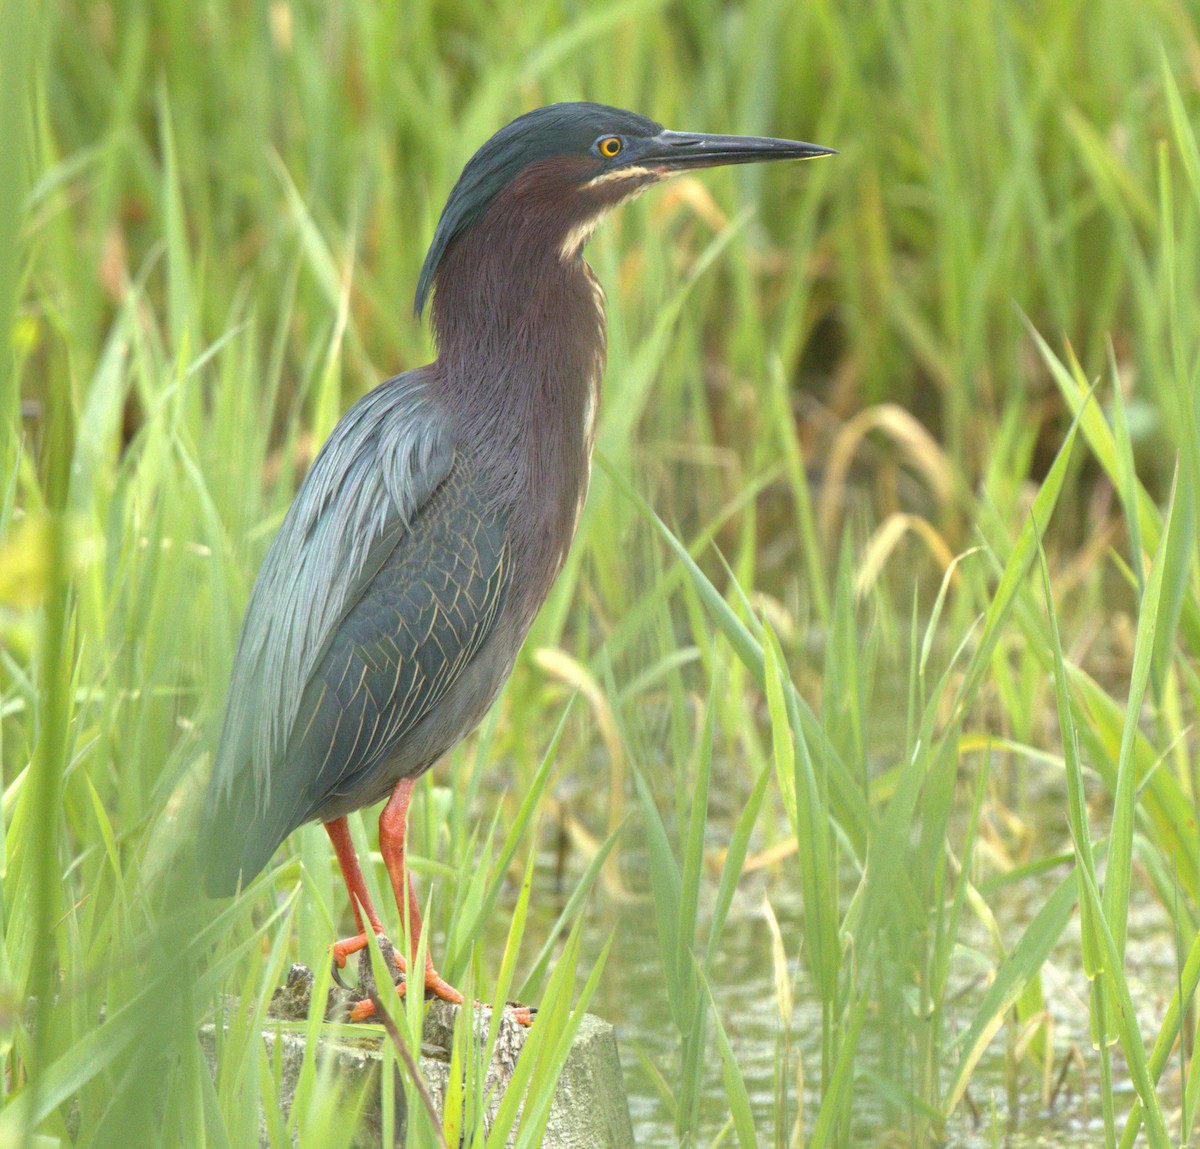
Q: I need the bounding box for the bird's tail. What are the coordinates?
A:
[197,773,287,897]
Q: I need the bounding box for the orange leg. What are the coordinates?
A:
[325,817,386,968]
[377,777,465,1006]
[335,782,534,1027]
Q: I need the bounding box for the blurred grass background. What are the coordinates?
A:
[4,0,1200,1145]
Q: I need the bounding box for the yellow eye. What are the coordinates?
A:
[597,136,623,158]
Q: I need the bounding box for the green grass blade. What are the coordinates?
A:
[808,991,868,1149]
[1037,542,1103,980]
[953,377,1081,718]
[1099,465,1177,1033]
[1118,912,1200,1148]
[764,622,837,1002]
[693,960,758,1149]
[1073,836,1169,1148]
[443,698,573,977]
[703,762,772,970]
[942,870,1078,1117]
[517,818,624,1000]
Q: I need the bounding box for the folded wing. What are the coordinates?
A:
[201,370,509,893]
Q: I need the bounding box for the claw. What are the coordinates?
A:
[510,1005,536,1027]
[331,959,353,991]
[331,931,405,996]
[331,931,384,969]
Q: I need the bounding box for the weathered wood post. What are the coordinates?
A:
[200,960,635,1148]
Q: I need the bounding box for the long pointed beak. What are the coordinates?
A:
[638,129,836,172]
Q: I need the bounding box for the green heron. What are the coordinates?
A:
[201,102,832,1022]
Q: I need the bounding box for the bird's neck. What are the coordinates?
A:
[427,205,608,612]
[429,220,607,500]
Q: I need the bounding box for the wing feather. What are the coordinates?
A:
[202,369,473,889]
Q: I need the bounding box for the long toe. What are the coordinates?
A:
[347,975,535,1028]
[332,931,410,972]
[509,1005,536,1027]
[348,997,378,1023]
[423,966,465,1006]
[331,931,373,968]
[421,966,535,1027]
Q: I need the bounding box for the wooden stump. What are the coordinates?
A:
[200,961,635,1148]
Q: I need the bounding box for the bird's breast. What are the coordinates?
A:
[503,386,600,635]
[437,251,607,635]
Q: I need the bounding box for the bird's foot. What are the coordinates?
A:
[508,1005,537,1027]
[330,930,388,969]
[331,932,406,1007]
[348,996,380,1023]
[415,964,464,1006]
[346,959,535,1027]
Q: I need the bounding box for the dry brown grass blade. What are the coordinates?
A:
[853,511,957,599]
[534,646,632,899]
[818,403,956,545]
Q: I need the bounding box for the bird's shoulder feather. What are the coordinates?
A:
[210,367,454,811]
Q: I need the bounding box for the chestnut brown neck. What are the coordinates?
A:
[427,159,611,603]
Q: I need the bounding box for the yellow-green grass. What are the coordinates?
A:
[4,0,1200,1145]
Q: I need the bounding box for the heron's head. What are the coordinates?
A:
[414,102,833,317]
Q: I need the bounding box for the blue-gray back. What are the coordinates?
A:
[202,369,499,889]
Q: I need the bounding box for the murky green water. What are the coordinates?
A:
[504,848,1179,1147]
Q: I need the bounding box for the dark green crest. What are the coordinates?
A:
[414,102,662,317]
